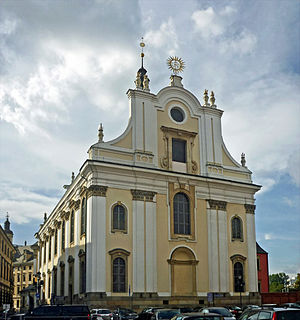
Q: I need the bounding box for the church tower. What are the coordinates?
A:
[4,214,13,243]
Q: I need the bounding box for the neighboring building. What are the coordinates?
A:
[0,216,15,309]
[256,242,269,293]
[13,242,39,312]
[36,49,261,307]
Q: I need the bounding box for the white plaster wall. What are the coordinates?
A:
[213,116,223,164]
[64,220,69,296]
[86,196,106,292]
[132,200,145,292]
[218,210,229,292]
[246,213,258,292]
[144,100,158,165]
[73,208,80,295]
[207,208,219,291]
[145,201,157,292]
[204,116,214,163]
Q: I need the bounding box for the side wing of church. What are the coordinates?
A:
[36,51,261,308]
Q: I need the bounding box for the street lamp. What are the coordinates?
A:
[238,275,245,308]
[36,272,41,306]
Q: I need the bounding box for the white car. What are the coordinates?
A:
[201,307,236,320]
[91,309,114,320]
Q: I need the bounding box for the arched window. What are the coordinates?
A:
[234,262,244,292]
[48,237,52,260]
[54,229,58,255]
[113,257,126,292]
[61,221,65,251]
[70,210,74,243]
[173,193,190,235]
[80,198,86,236]
[232,216,243,240]
[80,259,86,293]
[112,204,126,232]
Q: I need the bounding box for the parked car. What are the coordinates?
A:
[10,315,26,320]
[241,305,260,312]
[279,302,300,309]
[177,308,194,313]
[200,307,235,320]
[172,312,225,320]
[224,306,242,319]
[24,304,90,319]
[150,309,180,320]
[239,307,300,320]
[91,309,114,320]
[138,308,161,320]
[114,308,138,320]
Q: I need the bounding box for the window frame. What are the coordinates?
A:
[169,184,195,241]
[231,215,243,241]
[109,249,130,294]
[80,197,87,236]
[111,202,127,233]
[70,210,75,244]
[173,192,191,235]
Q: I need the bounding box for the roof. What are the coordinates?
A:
[256,242,268,254]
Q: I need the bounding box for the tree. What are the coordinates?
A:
[294,273,300,290]
[269,273,289,292]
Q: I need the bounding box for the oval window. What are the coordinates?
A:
[170,107,185,122]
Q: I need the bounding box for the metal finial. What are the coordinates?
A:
[210,91,216,106]
[6,212,9,220]
[241,153,246,167]
[140,37,145,67]
[71,172,75,182]
[44,212,47,223]
[98,123,104,142]
[203,89,209,106]
[167,56,185,75]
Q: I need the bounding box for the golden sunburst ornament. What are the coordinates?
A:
[167,56,185,75]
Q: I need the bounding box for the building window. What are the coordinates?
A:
[60,266,65,296]
[112,204,127,232]
[70,210,74,243]
[170,107,185,123]
[53,268,57,296]
[234,262,245,292]
[48,237,52,260]
[81,198,86,236]
[43,242,46,263]
[232,216,243,240]
[29,273,32,282]
[257,257,260,271]
[109,249,130,294]
[258,281,261,293]
[173,192,190,235]
[113,257,126,293]
[54,229,58,255]
[172,138,186,163]
[23,274,25,282]
[80,259,86,293]
[61,221,65,251]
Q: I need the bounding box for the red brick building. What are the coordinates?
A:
[257,242,269,293]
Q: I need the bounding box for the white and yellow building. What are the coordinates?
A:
[36,52,261,308]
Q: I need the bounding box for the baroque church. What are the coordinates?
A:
[36,42,261,308]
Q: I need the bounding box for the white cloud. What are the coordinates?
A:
[144,17,178,55]
[191,7,225,38]
[0,184,59,224]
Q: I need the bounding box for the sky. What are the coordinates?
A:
[0,0,299,277]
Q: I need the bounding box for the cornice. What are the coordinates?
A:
[244,204,256,214]
[131,189,156,202]
[87,185,108,198]
[207,199,227,210]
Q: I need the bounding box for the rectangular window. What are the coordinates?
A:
[172,138,186,163]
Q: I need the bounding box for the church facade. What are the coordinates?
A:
[36,53,261,308]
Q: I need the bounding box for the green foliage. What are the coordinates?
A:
[294,273,300,290]
[269,273,289,292]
